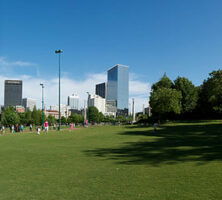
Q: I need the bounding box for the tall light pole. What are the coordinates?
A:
[40,83,44,129]
[84,92,90,124]
[55,49,63,131]
[132,98,136,123]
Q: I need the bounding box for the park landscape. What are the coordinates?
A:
[0,120,222,200]
[0,69,222,199]
[2,1,222,199]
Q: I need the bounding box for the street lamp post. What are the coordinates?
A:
[55,49,63,131]
[132,98,136,123]
[40,83,44,129]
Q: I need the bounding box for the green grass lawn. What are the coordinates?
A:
[0,121,222,200]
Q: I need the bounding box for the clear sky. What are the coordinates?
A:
[0,0,222,111]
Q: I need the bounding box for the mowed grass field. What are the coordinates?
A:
[0,121,222,200]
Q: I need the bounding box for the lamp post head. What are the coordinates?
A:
[40,83,44,88]
[55,49,63,54]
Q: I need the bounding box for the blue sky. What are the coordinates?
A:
[1,0,222,110]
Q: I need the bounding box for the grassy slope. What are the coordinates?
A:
[0,122,222,200]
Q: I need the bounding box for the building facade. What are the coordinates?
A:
[67,94,79,110]
[107,64,129,115]
[105,100,117,116]
[15,106,25,113]
[45,110,59,119]
[4,80,23,107]
[49,104,71,118]
[95,82,106,98]
[22,98,36,111]
[88,94,106,114]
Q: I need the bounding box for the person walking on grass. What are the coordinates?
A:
[44,120,49,132]
[2,125,5,134]
[11,125,15,133]
[37,126,41,135]
[29,124,33,132]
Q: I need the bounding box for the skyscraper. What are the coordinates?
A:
[107,64,129,115]
[95,82,106,98]
[67,94,79,110]
[4,80,23,107]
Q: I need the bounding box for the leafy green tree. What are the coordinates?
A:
[32,106,41,125]
[68,114,84,124]
[1,107,20,125]
[98,112,105,123]
[25,110,33,124]
[47,115,56,125]
[150,88,182,119]
[152,73,173,91]
[87,106,99,123]
[61,116,67,124]
[199,70,222,116]
[103,115,116,123]
[174,77,198,113]
[18,113,26,125]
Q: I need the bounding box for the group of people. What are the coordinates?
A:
[0,120,50,135]
[36,121,49,135]
[10,124,24,133]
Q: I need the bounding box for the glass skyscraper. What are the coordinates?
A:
[107,64,129,115]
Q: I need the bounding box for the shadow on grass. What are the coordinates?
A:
[84,123,222,165]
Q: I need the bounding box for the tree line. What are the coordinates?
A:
[0,105,132,126]
[149,69,222,121]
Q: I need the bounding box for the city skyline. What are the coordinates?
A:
[0,64,148,112]
[1,0,222,112]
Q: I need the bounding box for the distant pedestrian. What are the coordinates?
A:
[29,124,33,132]
[2,125,5,134]
[44,120,49,132]
[153,123,159,132]
[11,125,15,133]
[20,124,24,132]
[37,127,41,135]
[15,124,20,132]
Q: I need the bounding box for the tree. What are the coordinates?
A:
[87,106,99,123]
[47,115,56,125]
[32,106,41,125]
[174,77,198,113]
[18,112,26,125]
[25,110,33,124]
[1,107,20,126]
[152,73,173,91]
[68,114,84,124]
[61,116,67,124]
[198,70,222,117]
[150,88,182,120]
[98,112,105,123]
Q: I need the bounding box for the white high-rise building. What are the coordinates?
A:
[88,94,106,114]
[68,94,79,110]
[22,98,36,111]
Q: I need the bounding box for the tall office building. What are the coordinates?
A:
[95,82,106,98]
[22,98,36,111]
[67,94,79,110]
[88,94,106,114]
[4,80,23,107]
[107,64,129,115]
